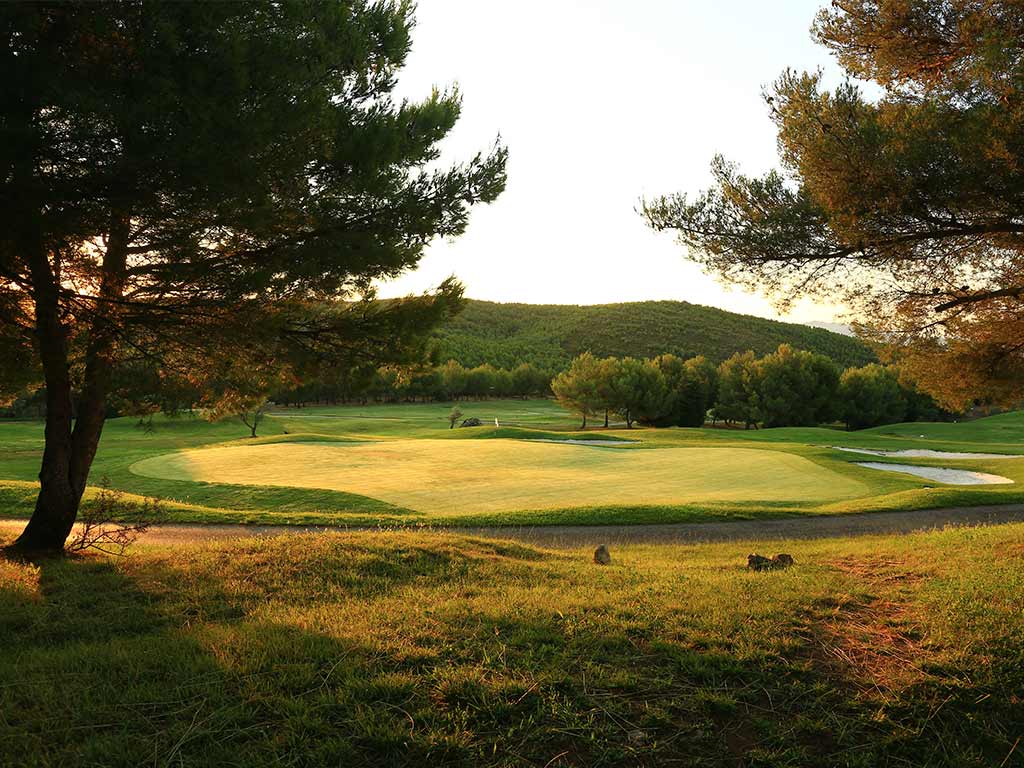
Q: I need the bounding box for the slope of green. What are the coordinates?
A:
[130,441,871,516]
[729,409,1024,453]
[435,299,874,369]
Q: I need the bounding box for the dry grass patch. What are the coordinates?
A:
[814,596,929,696]
[809,556,935,697]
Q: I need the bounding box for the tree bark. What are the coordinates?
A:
[15,241,78,551]
[15,215,130,552]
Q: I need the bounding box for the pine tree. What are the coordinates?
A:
[0,2,506,550]
[645,1,1024,410]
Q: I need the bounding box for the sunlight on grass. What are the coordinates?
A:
[130,440,872,515]
[4,404,1024,525]
[2,523,1022,766]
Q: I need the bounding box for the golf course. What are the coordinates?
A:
[3,400,1024,528]
[4,402,1024,767]
[7,1,1024,765]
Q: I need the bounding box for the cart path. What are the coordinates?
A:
[3,504,1024,549]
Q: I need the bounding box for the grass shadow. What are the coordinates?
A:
[1,534,1020,767]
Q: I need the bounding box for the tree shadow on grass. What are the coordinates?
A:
[789,582,1024,768]
[0,534,566,766]
[1,537,1019,768]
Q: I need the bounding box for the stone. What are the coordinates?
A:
[747,553,795,571]
[459,417,482,427]
[594,545,611,565]
[747,553,773,571]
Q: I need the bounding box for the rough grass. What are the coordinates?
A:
[3,403,1024,527]
[2,522,1022,767]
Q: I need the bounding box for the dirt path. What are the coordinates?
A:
[3,504,1024,550]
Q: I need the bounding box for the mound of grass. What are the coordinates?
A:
[130,441,872,517]
[732,410,1024,454]
[2,523,1021,766]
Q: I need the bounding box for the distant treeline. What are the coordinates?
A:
[2,348,943,433]
[434,300,875,370]
[551,345,946,430]
[270,361,553,406]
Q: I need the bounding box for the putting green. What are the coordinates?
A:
[130,439,871,515]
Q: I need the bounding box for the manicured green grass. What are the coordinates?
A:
[2,523,1021,766]
[729,410,1024,454]
[131,441,871,516]
[2,403,1024,527]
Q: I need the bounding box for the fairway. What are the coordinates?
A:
[131,440,871,515]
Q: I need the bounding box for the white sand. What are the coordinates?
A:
[855,462,1014,485]
[526,439,635,447]
[833,446,1024,460]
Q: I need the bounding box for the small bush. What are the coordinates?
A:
[67,479,164,556]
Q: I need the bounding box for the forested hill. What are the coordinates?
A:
[435,300,875,370]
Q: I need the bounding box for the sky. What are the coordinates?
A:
[378,0,852,323]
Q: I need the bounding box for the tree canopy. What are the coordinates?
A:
[644,1,1024,411]
[752,344,839,428]
[839,363,908,430]
[712,351,760,429]
[1,1,506,550]
[551,352,603,429]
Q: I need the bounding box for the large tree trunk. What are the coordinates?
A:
[15,217,129,552]
[15,289,79,549]
[15,239,80,550]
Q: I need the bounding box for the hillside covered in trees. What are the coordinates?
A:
[435,300,875,370]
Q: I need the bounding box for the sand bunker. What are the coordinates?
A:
[526,439,635,447]
[855,462,1013,485]
[834,446,1024,460]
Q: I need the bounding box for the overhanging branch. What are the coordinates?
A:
[934,284,1024,312]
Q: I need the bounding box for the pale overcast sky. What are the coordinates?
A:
[378,1,851,323]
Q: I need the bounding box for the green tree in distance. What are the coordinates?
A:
[435,299,874,371]
[647,354,714,427]
[447,407,464,430]
[713,351,761,429]
[644,1,1024,411]
[466,364,499,399]
[648,354,688,427]
[753,345,839,428]
[1,2,506,551]
[511,363,549,399]
[551,352,604,429]
[439,360,470,401]
[605,357,668,429]
[839,364,907,430]
[594,357,620,428]
[679,355,718,428]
